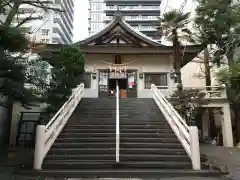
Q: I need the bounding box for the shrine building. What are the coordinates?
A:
[38,12,203,98]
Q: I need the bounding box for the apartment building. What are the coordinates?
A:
[88,0,162,39]
[12,0,75,44]
[88,0,106,35]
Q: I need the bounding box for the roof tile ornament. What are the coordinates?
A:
[114,6,122,20]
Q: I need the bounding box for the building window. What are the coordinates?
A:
[82,73,91,88]
[40,39,50,44]
[92,3,102,11]
[40,39,45,43]
[91,23,101,31]
[91,13,101,21]
[144,73,168,89]
[52,27,58,33]
[41,29,49,36]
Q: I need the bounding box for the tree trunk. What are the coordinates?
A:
[172,29,182,85]
[203,48,217,139]
[204,49,211,87]
[227,52,234,67]
[5,100,13,145]
[3,0,22,27]
[233,106,240,144]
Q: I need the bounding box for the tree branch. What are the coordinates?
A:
[16,16,43,28]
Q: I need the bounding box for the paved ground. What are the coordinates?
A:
[67,178,224,180]
[68,177,224,180]
[201,144,240,180]
[2,145,240,180]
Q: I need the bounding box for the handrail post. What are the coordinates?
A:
[221,84,227,99]
[116,85,120,163]
[34,125,45,170]
[189,126,201,170]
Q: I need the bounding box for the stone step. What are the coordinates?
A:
[45,154,192,162]
[70,118,165,122]
[75,113,162,116]
[52,142,183,149]
[64,124,170,129]
[16,168,225,178]
[42,160,193,169]
[48,148,187,155]
[61,128,173,133]
[55,137,179,143]
[66,121,167,125]
[58,132,176,138]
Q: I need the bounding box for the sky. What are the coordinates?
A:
[73,0,196,42]
[73,0,89,42]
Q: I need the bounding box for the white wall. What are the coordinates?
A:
[181,61,205,86]
[83,53,175,98]
[181,56,230,87]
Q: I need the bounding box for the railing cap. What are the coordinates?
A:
[220,84,226,88]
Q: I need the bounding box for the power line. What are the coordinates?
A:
[179,0,187,13]
[160,0,169,17]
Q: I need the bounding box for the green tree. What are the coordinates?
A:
[0,0,61,145]
[0,0,63,107]
[170,88,206,126]
[195,0,240,66]
[216,62,240,144]
[44,45,85,113]
[158,9,195,84]
[194,0,240,140]
[194,47,218,138]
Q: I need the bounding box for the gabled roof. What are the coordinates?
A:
[76,12,163,47]
[33,12,205,67]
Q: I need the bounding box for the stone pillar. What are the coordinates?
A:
[221,103,234,147]
[167,73,174,97]
[202,109,210,140]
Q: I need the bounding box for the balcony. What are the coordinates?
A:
[104,15,158,22]
[105,5,160,11]
[52,32,60,39]
[134,26,157,32]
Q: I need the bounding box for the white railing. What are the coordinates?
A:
[33,83,85,170]
[116,85,120,163]
[181,85,227,100]
[161,84,227,100]
[151,84,201,170]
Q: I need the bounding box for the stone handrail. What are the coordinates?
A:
[151,84,201,170]
[170,84,227,99]
[33,83,85,170]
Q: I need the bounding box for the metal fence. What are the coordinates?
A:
[15,112,51,148]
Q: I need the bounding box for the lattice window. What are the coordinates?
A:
[144,73,168,89]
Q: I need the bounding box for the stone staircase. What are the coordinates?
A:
[16,98,223,178]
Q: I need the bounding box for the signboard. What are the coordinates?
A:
[128,75,135,88]
[109,72,127,79]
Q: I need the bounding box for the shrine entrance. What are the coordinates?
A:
[99,69,137,98]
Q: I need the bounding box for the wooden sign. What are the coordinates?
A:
[109,72,127,79]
